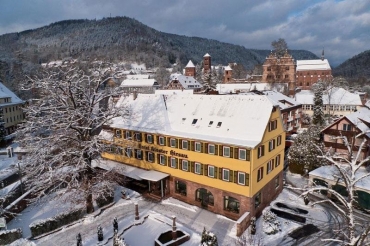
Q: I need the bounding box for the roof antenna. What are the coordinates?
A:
[321,48,325,61]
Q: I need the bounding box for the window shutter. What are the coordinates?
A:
[204,164,208,176]
[201,164,204,175]
[219,145,223,156]
[230,147,234,158]
[214,167,218,179]
[201,142,204,153]
[191,141,195,151]
[234,171,238,183]
[143,151,147,161]
[163,137,167,146]
[234,148,238,159]
[191,162,194,173]
[176,158,178,168]
[157,136,159,145]
[215,145,218,155]
[179,160,182,170]
[144,133,147,143]
[246,174,249,186]
[230,170,233,182]
[262,145,265,156]
[218,168,223,180]
[167,137,170,147]
[156,154,160,164]
[205,143,209,154]
[167,157,171,167]
[123,130,127,139]
[176,139,179,148]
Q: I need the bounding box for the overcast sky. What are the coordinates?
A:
[0,0,369,66]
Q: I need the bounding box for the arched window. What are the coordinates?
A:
[195,188,214,206]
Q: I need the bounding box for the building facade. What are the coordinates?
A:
[99,94,285,235]
[166,74,202,92]
[296,58,332,90]
[261,50,296,95]
[0,82,24,135]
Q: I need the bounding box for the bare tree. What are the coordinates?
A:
[271,38,288,58]
[299,135,370,245]
[16,65,127,213]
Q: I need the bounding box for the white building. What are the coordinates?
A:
[120,76,160,94]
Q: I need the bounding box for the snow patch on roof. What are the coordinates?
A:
[0,82,24,105]
[296,59,331,71]
[120,78,158,87]
[203,53,211,57]
[169,73,202,89]
[295,87,362,105]
[185,60,195,68]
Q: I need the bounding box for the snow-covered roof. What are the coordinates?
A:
[309,165,370,192]
[295,87,362,105]
[203,53,211,57]
[225,66,232,71]
[296,59,331,71]
[0,82,24,106]
[344,107,370,138]
[120,78,159,87]
[126,74,151,80]
[185,60,195,68]
[111,94,275,148]
[216,83,287,94]
[155,90,194,95]
[169,74,202,90]
[262,91,301,110]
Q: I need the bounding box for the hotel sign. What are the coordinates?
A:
[138,144,188,158]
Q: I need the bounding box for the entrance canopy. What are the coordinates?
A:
[92,159,169,182]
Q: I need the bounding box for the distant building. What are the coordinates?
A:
[223,65,233,83]
[166,73,202,92]
[120,75,160,94]
[296,51,332,90]
[295,87,362,117]
[0,82,25,135]
[184,60,196,78]
[203,53,211,73]
[216,83,288,95]
[261,50,296,95]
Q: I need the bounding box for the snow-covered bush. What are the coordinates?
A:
[262,209,281,235]
[0,228,22,245]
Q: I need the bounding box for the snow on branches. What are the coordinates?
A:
[16,65,127,213]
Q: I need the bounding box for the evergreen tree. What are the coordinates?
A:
[312,82,326,126]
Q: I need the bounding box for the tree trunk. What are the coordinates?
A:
[86,192,94,214]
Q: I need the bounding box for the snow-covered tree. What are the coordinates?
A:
[262,209,281,235]
[300,136,370,245]
[16,65,126,213]
[288,126,327,172]
[201,227,218,246]
[312,82,326,127]
[271,38,288,58]
[202,69,217,92]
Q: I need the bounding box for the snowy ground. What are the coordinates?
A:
[6,181,333,246]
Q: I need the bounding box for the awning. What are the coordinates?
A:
[91,159,169,182]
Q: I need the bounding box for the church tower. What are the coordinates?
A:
[185,60,196,77]
[203,53,211,73]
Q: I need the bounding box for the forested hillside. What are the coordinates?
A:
[333,50,370,79]
[0,16,318,93]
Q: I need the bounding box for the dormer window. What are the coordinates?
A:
[192,119,198,125]
[208,121,213,127]
[217,122,222,128]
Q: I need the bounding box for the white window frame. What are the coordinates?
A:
[126,148,132,158]
[147,134,153,144]
[222,169,230,181]
[208,166,215,178]
[182,160,188,171]
[269,139,275,151]
[170,138,176,147]
[182,140,188,150]
[238,172,245,185]
[275,155,281,167]
[171,157,177,168]
[147,152,154,162]
[267,160,274,173]
[258,145,264,158]
[277,135,282,146]
[115,130,121,138]
[125,131,131,139]
[159,155,166,165]
[195,142,201,152]
[239,149,246,160]
[208,144,215,155]
[195,162,201,174]
[223,146,230,157]
[159,136,165,146]
[136,149,142,160]
[275,176,280,189]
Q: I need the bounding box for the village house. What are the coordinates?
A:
[0,82,25,136]
[295,87,363,117]
[120,74,160,94]
[96,93,285,235]
[166,73,202,92]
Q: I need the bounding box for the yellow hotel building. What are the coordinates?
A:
[98,93,285,234]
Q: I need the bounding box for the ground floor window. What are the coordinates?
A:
[255,192,261,208]
[175,180,187,196]
[275,176,279,189]
[224,196,240,214]
[195,188,214,206]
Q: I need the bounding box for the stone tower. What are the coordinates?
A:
[223,65,233,83]
[185,60,196,78]
[203,53,211,73]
